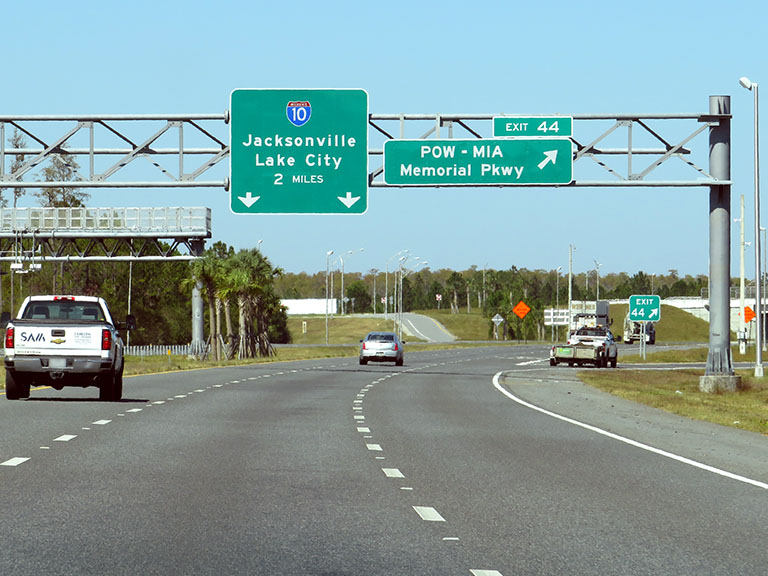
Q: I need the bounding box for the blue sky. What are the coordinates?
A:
[2,0,766,279]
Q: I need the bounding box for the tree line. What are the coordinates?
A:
[276,266,709,340]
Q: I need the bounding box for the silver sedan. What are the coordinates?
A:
[359,331,404,366]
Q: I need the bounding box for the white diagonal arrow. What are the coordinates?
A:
[537,150,558,169]
[238,192,260,207]
[648,309,659,320]
[338,192,360,209]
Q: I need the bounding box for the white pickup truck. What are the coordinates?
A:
[3,295,136,401]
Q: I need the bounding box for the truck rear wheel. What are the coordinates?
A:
[99,367,123,402]
[5,370,30,400]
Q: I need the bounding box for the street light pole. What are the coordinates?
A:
[556,266,562,341]
[736,195,747,352]
[568,244,575,333]
[325,250,333,345]
[594,259,601,301]
[740,76,763,377]
[385,250,408,321]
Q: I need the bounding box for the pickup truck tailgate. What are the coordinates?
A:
[12,324,106,356]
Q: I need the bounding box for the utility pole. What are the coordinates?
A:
[737,194,747,354]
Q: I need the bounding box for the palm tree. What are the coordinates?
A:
[219,248,281,359]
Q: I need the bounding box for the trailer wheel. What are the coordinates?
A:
[549,358,556,366]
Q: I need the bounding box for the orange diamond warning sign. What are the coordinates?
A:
[513,300,531,319]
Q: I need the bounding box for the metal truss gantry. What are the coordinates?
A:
[0,206,210,262]
[0,109,728,192]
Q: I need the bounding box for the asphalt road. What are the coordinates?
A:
[1,346,768,575]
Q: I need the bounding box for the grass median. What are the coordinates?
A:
[581,345,768,435]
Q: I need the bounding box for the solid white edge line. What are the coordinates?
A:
[492,371,768,491]
[403,317,431,341]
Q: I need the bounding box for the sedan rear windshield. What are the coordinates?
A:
[368,334,395,342]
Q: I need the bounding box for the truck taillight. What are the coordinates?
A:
[5,327,14,349]
[102,329,112,351]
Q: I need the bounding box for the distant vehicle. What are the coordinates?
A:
[550,326,618,368]
[569,300,611,332]
[623,314,656,344]
[359,331,404,366]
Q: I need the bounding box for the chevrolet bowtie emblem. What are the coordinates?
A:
[51,338,66,345]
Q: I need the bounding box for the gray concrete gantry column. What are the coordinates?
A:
[701,95,742,392]
[189,280,206,358]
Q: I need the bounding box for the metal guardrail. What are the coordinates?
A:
[126,344,209,357]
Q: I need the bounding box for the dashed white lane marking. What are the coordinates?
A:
[382,468,405,478]
[1,457,30,467]
[92,420,111,426]
[366,444,383,452]
[354,415,365,420]
[54,435,77,442]
[126,408,142,413]
[471,571,503,576]
[152,401,165,405]
[492,371,768,491]
[357,427,371,433]
[412,506,445,522]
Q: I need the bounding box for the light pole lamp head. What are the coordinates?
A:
[740,76,755,91]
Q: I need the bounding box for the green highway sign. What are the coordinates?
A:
[229,89,368,214]
[383,138,572,185]
[493,116,573,138]
[628,294,661,322]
